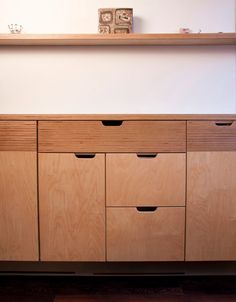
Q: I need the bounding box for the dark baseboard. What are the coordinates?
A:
[0,262,236,276]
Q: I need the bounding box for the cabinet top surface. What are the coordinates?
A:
[0,33,236,46]
[0,114,236,121]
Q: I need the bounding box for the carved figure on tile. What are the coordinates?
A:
[115,9,132,25]
[98,8,133,34]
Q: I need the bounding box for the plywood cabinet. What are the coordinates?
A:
[0,121,38,261]
[186,152,236,261]
[39,153,105,261]
[186,121,236,261]
[2,116,236,265]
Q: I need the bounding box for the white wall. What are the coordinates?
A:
[0,0,235,114]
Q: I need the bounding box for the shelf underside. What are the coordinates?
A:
[0,33,236,46]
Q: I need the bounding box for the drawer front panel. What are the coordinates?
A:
[38,121,186,153]
[187,121,236,151]
[0,121,36,151]
[107,153,186,206]
[107,207,185,261]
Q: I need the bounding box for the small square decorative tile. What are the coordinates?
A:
[98,8,133,34]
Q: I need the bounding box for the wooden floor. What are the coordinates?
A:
[55,295,236,302]
[0,276,236,301]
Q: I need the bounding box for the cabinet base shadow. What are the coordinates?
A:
[1,262,236,276]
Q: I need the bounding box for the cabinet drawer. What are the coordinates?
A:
[187,121,236,151]
[0,121,36,151]
[107,153,185,206]
[38,121,186,153]
[107,207,185,261]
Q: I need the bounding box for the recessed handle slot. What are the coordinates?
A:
[137,153,158,158]
[102,120,123,127]
[75,153,96,159]
[136,207,158,212]
[215,121,233,127]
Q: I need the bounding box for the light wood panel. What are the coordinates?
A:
[0,33,236,46]
[1,114,236,121]
[38,121,186,153]
[186,152,236,261]
[107,207,185,261]
[0,151,38,261]
[0,121,36,151]
[187,121,236,151]
[107,153,186,206]
[39,153,105,261]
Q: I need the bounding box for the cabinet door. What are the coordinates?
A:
[39,153,105,261]
[186,152,236,261]
[0,152,38,260]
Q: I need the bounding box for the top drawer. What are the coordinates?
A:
[188,121,236,151]
[38,121,186,153]
[0,121,36,151]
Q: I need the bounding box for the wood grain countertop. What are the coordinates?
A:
[0,114,236,121]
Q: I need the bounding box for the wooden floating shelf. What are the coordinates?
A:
[0,33,236,46]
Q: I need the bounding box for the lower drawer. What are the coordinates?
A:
[107,207,185,262]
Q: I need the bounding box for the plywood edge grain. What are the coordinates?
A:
[1,114,236,121]
[187,120,236,151]
[0,121,37,151]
